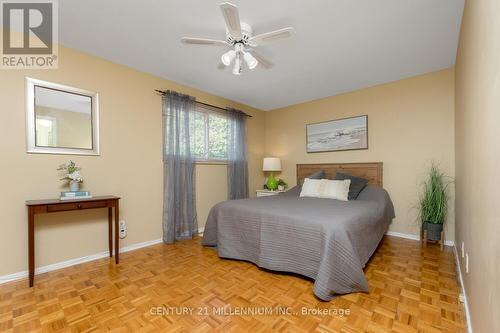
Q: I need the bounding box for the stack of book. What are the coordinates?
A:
[60,191,92,200]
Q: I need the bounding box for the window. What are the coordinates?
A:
[35,116,57,146]
[192,103,230,162]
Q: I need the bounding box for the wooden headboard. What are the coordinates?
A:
[296,162,383,186]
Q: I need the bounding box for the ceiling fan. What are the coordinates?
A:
[181,2,294,75]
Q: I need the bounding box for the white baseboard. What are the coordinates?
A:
[453,245,473,333]
[0,238,162,285]
[385,231,420,241]
[385,230,454,247]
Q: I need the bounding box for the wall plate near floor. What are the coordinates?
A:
[119,220,127,239]
[458,293,465,303]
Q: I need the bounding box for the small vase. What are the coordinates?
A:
[266,173,277,191]
[69,181,80,192]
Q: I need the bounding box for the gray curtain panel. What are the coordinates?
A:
[227,108,249,199]
[162,91,198,243]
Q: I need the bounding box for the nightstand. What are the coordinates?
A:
[256,189,284,197]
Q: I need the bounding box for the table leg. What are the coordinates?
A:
[108,207,113,257]
[114,201,119,264]
[28,207,35,287]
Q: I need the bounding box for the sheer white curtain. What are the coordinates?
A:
[226,108,248,199]
[162,91,198,243]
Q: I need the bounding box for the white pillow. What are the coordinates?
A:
[299,178,324,198]
[319,179,351,201]
[300,178,351,201]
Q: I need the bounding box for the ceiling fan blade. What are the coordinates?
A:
[220,2,242,40]
[249,27,294,46]
[249,51,274,69]
[181,37,228,46]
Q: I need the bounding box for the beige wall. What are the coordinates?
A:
[264,69,455,241]
[0,46,264,276]
[196,165,228,227]
[455,0,500,331]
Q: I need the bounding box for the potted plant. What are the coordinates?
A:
[277,179,287,191]
[419,164,451,241]
[58,161,84,192]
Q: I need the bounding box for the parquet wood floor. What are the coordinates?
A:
[0,236,466,332]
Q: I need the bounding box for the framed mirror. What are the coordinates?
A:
[25,77,100,155]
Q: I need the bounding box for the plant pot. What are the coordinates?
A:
[278,185,285,191]
[423,221,443,241]
[69,181,80,192]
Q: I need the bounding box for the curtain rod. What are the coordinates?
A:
[155,89,252,118]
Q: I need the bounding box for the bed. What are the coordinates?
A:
[202,162,395,300]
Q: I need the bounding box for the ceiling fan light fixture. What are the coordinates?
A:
[180,3,294,75]
[221,49,236,66]
[243,52,258,69]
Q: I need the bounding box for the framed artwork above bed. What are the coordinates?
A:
[306,115,368,153]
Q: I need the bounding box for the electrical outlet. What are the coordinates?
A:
[461,242,465,258]
[119,220,127,239]
[465,253,469,273]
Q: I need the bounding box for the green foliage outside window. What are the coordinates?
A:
[191,110,229,161]
[208,114,229,159]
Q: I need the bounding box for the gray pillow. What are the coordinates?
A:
[301,170,325,184]
[334,172,368,200]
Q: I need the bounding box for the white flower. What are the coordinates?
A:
[67,171,83,182]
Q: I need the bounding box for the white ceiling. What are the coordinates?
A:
[59,0,464,110]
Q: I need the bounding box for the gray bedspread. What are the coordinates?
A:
[202,185,395,300]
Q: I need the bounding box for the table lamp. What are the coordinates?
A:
[263,157,281,190]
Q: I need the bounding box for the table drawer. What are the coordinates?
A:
[47,200,108,212]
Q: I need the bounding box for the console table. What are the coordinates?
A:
[26,196,120,287]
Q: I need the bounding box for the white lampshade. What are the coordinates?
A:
[243,52,258,69]
[263,157,281,171]
[221,50,236,66]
